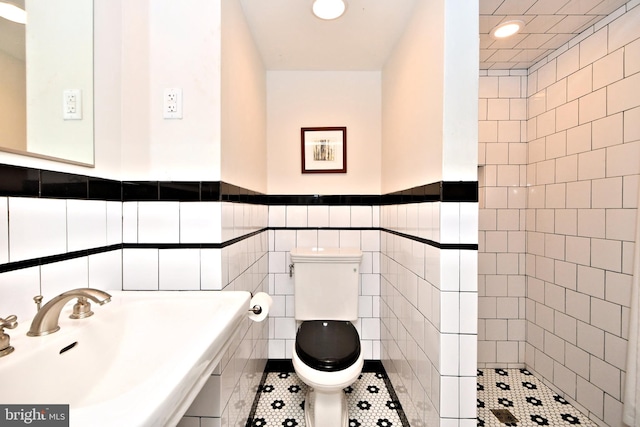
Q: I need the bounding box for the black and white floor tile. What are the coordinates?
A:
[246,361,410,427]
[477,368,596,427]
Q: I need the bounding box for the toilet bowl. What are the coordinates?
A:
[289,247,364,427]
[292,320,364,427]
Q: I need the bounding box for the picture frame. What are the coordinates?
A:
[301,126,347,174]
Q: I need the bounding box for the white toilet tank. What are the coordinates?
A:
[290,247,363,321]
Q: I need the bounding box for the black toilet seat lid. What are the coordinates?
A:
[295,320,361,372]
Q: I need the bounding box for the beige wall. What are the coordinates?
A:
[266,71,382,195]
[381,0,444,193]
[0,51,26,151]
[221,0,267,192]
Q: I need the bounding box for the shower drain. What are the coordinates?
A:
[490,408,519,425]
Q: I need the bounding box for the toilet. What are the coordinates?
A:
[289,247,364,427]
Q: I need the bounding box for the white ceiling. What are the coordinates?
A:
[239,0,418,70]
[240,0,632,71]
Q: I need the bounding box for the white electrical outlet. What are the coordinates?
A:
[163,88,183,119]
[63,89,82,120]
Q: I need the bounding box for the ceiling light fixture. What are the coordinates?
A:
[312,0,347,20]
[491,20,524,39]
[0,1,26,24]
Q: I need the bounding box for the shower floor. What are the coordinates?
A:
[246,360,410,427]
[478,368,596,426]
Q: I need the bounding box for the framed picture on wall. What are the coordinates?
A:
[301,127,347,173]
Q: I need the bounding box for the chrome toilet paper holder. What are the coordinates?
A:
[248,305,263,315]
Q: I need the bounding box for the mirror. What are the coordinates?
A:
[0,0,94,166]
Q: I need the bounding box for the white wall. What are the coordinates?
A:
[441,0,479,181]
[0,0,122,179]
[120,0,223,181]
[25,0,94,165]
[266,71,382,195]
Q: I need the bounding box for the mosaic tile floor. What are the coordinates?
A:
[478,368,597,427]
[246,362,410,427]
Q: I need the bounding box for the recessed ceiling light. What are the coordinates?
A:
[491,20,524,39]
[312,0,347,20]
[0,1,26,24]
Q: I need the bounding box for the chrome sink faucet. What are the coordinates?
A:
[0,315,18,357]
[27,288,112,337]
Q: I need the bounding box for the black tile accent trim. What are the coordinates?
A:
[441,181,478,202]
[383,229,479,250]
[121,229,267,251]
[122,181,159,201]
[0,164,40,196]
[245,368,269,427]
[41,170,89,199]
[0,229,269,274]
[263,359,385,374]
[381,367,411,427]
[267,194,383,205]
[265,359,294,372]
[0,244,122,273]
[380,181,478,204]
[0,228,476,275]
[88,177,122,201]
[0,164,477,204]
[271,227,479,251]
[159,182,201,201]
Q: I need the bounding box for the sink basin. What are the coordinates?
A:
[1,290,251,427]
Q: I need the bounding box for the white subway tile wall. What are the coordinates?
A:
[380,202,478,426]
[486,3,638,426]
[479,68,529,369]
[267,204,382,361]
[0,198,268,427]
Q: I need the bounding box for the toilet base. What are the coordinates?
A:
[304,388,348,427]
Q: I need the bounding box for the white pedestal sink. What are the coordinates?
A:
[1,290,251,427]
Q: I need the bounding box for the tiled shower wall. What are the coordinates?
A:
[478,69,528,367]
[524,3,640,426]
[0,194,268,427]
[266,204,382,360]
[380,202,478,427]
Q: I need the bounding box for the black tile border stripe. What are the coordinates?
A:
[383,229,479,250]
[0,164,477,204]
[263,359,386,373]
[271,227,479,251]
[0,164,477,274]
[0,244,122,274]
[0,227,477,274]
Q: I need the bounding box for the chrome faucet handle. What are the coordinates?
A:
[0,315,17,330]
[69,297,94,319]
[33,295,43,312]
[0,314,18,358]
